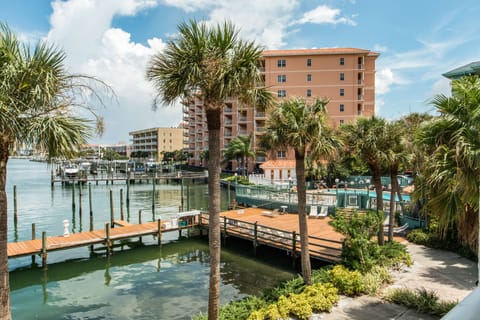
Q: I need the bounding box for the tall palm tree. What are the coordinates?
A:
[146,20,272,319]
[223,134,256,176]
[261,97,340,285]
[416,76,480,261]
[341,116,389,245]
[0,23,107,320]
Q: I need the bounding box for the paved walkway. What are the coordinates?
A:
[314,242,477,319]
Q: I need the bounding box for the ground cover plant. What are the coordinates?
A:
[386,288,457,316]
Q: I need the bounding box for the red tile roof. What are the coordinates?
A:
[262,48,379,57]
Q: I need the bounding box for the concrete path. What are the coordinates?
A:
[314,242,477,319]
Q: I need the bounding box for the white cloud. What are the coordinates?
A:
[46,0,183,144]
[431,78,451,97]
[296,5,356,26]
[373,44,388,53]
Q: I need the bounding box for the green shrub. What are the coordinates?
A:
[329,265,364,296]
[261,275,305,303]
[406,229,430,245]
[386,288,457,317]
[378,241,412,268]
[219,296,267,320]
[362,266,392,295]
[311,266,332,284]
[303,283,339,312]
[286,293,313,319]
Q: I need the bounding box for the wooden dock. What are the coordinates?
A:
[207,208,344,263]
[8,211,202,266]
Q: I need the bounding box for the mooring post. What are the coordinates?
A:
[126,173,130,208]
[78,183,82,220]
[120,188,124,221]
[152,177,156,218]
[157,219,162,246]
[31,223,36,264]
[180,178,184,211]
[13,185,18,228]
[105,223,111,256]
[41,231,47,269]
[138,209,142,242]
[89,183,93,231]
[72,183,76,212]
[109,189,114,228]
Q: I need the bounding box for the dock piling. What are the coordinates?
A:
[253,222,258,256]
[120,188,124,221]
[89,183,93,231]
[41,231,47,269]
[105,223,111,256]
[31,223,36,264]
[157,219,162,246]
[109,189,114,228]
[72,183,76,212]
[13,185,18,228]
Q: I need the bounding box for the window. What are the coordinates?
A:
[277,90,286,97]
[307,74,312,82]
[277,74,286,83]
[340,88,344,96]
[307,58,312,66]
[307,89,312,97]
[277,59,286,67]
[340,73,344,81]
[339,119,344,124]
[277,150,286,158]
[340,57,345,65]
[340,104,344,112]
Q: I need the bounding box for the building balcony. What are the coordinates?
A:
[224,108,233,113]
[224,132,232,137]
[358,94,363,101]
[238,116,247,122]
[255,127,266,132]
[255,112,266,118]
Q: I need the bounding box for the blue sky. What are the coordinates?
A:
[1,0,480,144]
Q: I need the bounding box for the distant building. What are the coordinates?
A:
[82,143,130,159]
[183,47,379,170]
[129,127,186,161]
[443,61,480,79]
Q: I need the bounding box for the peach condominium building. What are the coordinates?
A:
[183,48,379,169]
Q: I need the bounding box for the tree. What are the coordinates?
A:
[146,20,272,319]
[260,97,340,284]
[415,76,480,259]
[341,116,389,245]
[0,23,108,319]
[223,134,256,176]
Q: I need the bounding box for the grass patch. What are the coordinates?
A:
[386,288,457,316]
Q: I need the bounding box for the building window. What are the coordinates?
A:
[277,74,286,83]
[307,89,312,97]
[340,88,344,96]
[277,150,286,158]
[339,119,344,125]
[277,90,286,97]
[307,74,312,82]
[307,58,312,66]
[277,59,286,67]
[340,73,344,81]
[340,104,344,112]
[340,57,345,65]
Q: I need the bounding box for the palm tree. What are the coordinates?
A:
[261,97,340,285]
[415,76,480,260]
[384,120,410,241]
[223,134,256,176]
[146,20,272,319]
[341,116,389,245]
[0,23,108,320]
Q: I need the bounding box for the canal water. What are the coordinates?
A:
[7,159,295,319]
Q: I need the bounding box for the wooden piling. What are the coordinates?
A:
[152,178,156,217]
[89,183,93,231]
[78,183,82,219]
[72,183,76,212]
[105,223,111,256]
[120,188,124,221]
[138,209,142,242]
[41,231,47,269]
[291,231,297,268]
[180,178,184,211]
[31,223,36,264]
[13,185,18,228]
[109,189,114,228]
[253,222,258,256]
[126,174,130,208]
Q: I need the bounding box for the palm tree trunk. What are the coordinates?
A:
[388,164,398,241]
[295,150,311,285]
[0,136,11,320]
[371,165,384,245]
[206,109,222,320]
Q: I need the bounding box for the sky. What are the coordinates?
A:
[1,0,480,144]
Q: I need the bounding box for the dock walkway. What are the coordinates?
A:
[8,211,201,265]
[210,208,344,263]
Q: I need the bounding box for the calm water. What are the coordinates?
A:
[7,159,294,319]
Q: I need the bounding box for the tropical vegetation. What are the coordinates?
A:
[146,19,273,319]
[260,97,340,285]
[0,22,109,319]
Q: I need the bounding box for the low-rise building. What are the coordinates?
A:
[129,127,186,161]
